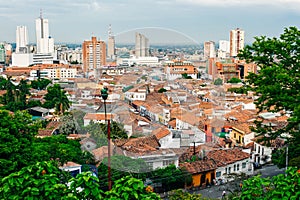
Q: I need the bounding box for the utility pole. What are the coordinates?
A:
[101,87,112,190]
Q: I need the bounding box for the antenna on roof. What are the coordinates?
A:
[108,24,113,37]
[40,8,43,19]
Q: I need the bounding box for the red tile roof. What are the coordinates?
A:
[180,159,218,174]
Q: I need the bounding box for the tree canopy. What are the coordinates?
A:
[43,84,70,115]
[0,161,160,200]
[213,78,223,85]
[238,26,300,167]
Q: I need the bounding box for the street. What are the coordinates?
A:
[189,165,285,199]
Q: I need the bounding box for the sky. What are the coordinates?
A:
[1,0,300,45]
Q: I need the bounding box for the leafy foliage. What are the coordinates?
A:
[0,161,160,200]
[213,78,223,85]
[233,167,300,199]
[0,110,40,178]
[238,26,300,167]
[30,78,52,90]
[0,161,70,200]
[227,77,242,83]
[182,73,192,79]
[168,189,209,200]
[43,84,70,115]
[105,176,160,200]
[158,88,167,93]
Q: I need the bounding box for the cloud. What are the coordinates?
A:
[175,0,300,10]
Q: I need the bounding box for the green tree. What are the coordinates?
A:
[59,114,77,135]
[31,78,52,90]
[227,77,242,83]
[238,26,300,167]
[168,189,210,200]
[43,84,70,115]
[0,161,160,200]
[105,176,160,200]
[31,135,96,166]
[182,73,192,79]
[158,88,167,93]
[233,167,300,199]
[0,161,70,200]
[214,78,223,85]
[0,110,39,178]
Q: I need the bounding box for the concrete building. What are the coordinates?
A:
[230,28,245,57]
[82,36,106,73]
[0,44,5,64]
[204,41,216,59]
[164,60,199,80]
[217,40,230,59]
[16,26,29,53]
[107,24,115,59]
[35,12,54,54]
[135,32,149,57]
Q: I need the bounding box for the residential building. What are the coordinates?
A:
[204,41,216,59]
[164,60,199,80]
[107,24,115,59]
[230,28,245,57]
[135,32,149,57]
[83,113,115,126]
[252,137,285,165]
[217,40,230,59]
[16,26,29,53]
[82,36,106,73]
[215,62,240,82]
[0,44,5,64]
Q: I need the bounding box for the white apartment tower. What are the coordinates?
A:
[230,28,244,57]
[217,40,230,59]
[16,26,29,53]
[35,11,54,54]
[204,41,216,59]
[135,32,149,57]
[107,24,115,59]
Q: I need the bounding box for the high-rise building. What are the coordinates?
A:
[16,26,29,53]
[107,24,115,59]
[135,32,149,57]
[217,40,230,59]
[204,41,216,59]
[82,36,106,73]
[35,11,54,54]
[0,44,5,64]
[230,28,244,57]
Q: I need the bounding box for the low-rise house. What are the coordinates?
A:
[83,113,115,126]
[230,122,255,146]
[180,159,218,188]
[252,137,285,166]
[206,148,252,182]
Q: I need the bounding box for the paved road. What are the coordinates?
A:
[189,165,285,199]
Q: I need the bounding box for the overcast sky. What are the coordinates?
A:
[1,0,300,45]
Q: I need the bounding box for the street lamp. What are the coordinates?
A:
[101,87,112,190]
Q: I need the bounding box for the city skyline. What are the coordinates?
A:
[1,0,300,45]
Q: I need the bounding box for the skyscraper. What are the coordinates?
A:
[16,26,28,53]
[35,11,54,54]
[107,24,115,59]
[230,28,244,57]
[82,36,106,73]
[135,32,149,57]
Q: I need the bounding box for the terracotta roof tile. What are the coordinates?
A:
[153,128,171,140]
[180,159,218,174]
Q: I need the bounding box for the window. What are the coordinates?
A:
[262,148,264,156]
[242,163,246,168]
[228,167,231,173]
[216,171,221,177]
[237,164,240,171]
[258,146,260,154]
[225,168,227,174]
[163,160,174,166]
[234,133,236,138]
[147,162,153,169]
[234,164,236,171]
